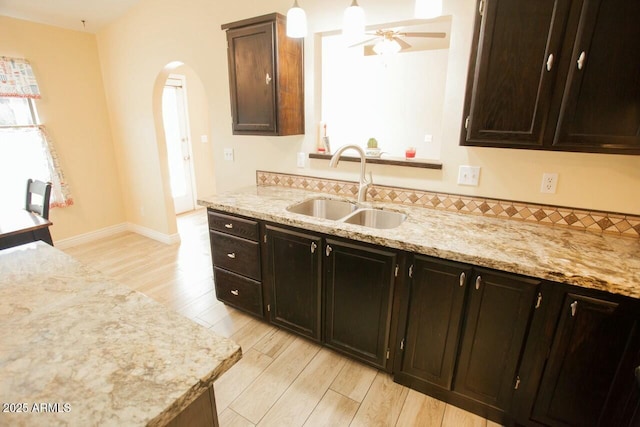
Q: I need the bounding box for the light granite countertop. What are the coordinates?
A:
[0,243,241,427]
[198,185,640,300]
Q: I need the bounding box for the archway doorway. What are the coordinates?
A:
[162,74,195,214]
[154,62,216,222]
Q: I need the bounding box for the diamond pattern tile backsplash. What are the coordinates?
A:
[256,170,640,238]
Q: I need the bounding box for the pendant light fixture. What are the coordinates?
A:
[286,0,307,38]
[343,0,365,43]
[415,0,442,19]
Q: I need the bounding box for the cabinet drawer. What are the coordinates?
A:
[208,210,259,241]
[210,230,261,280]
[214,267,263,318]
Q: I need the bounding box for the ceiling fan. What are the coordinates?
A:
[350,29,446,55]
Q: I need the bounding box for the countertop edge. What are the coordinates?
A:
[147,347,242,426]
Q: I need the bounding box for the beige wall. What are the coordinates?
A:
[95,0,639,241]
[0,16,125,241]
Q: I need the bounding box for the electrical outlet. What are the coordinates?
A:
[200,134,208,143]
[540,172,558,193]
[297,152,306,168]
[457,165,481,186]
[223,148,234,161]
[424,134,433,143]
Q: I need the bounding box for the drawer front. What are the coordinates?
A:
[208,210,259,241]
[214,267,263,318]
[210,230,261,280]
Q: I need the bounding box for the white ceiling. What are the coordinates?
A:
[0,0,142,33]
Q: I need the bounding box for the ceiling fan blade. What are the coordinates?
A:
[399,31,447,38]
[394,37,412,50]
[348,37,380,48]
[363,45,377,56]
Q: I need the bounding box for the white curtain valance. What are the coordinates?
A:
[0,57,41,99]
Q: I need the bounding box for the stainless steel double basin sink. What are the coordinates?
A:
[286,198,407,229]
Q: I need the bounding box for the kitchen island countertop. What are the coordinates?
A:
[198,185,640,299]
[0,242,241,426]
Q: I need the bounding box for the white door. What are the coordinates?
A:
[162,75,196,214]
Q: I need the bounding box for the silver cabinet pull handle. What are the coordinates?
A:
[227,253,236,259]
[577,51,586,70]
[224,223,233,229]
[266,73,272,85]
[546,53,554,71]
[571,301,578,317]
[231,289,239,296]
[311,242,317,254]
[535,292,543,309]
[326,245,332,257]
[409,265,414,279]
[475,276,482,290]
[459,272,466,287]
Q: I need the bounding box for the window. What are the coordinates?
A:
[0,97,37,126]
[0,56,72,209]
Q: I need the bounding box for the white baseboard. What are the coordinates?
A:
[55,223,129,249]
[56,222,181,249]
[127,223,181,245]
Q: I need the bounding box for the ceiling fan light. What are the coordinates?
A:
[343,0,365,43]
[286,0,307,38]
[373,39,402,55]
[415,0,442,19]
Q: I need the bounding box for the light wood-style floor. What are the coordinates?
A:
[64,209,502,427]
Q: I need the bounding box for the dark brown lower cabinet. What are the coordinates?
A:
[395,261,540,425]
[213,267,264,317]
[454,269,540,411]
[394,256,471,390]
[207,209,640,426]
[324,238,397,370]
[264,225,322,341]
[530,292,640,427]
[166,384,219,427]
[208,209,264,318]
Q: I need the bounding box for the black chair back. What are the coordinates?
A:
[26,179,52,219]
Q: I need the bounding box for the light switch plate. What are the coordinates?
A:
[223,148,234,161]
[458,165,480,186]
[297,152,306,168]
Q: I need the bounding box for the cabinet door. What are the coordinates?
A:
[265,226,322,341]
[462,0,571,148]
[532,293,640,426]
[396,256,471,391]
[454,269,539,410]
[550,0,640,153]
[324,238,396,370]
[226,22,276,134]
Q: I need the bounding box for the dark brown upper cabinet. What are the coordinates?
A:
[222,13,304,136]
[462,0,640,155]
